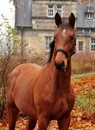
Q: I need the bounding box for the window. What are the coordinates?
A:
[91,38,95,52]
[56,5,62,17]
[45,37,53,52]
[48,5,54,17]
[78,41,83,51]
[87,13,93,19]
[85,5,94,20]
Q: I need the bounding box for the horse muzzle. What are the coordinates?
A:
[54,60,67,72]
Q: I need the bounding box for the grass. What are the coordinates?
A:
[0,128,8,130]
[0,128,19,130]
[72,75,95,113]
[75,96,95,112]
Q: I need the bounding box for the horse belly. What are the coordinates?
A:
[12,76,37,119]
[14,91,37,119]
[7,63,41,119]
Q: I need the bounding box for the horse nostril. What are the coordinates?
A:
[61,61,65,67]
[54,60,65,70]
[54,60,57,67]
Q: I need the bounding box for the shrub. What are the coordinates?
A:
[0,15,28,119]
[71,52,95,75]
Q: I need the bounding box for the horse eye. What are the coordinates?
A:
[71,37,74,41]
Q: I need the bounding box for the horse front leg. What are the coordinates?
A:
[38,114,50,130]
[58,114,70,130]
[26,117,37,130]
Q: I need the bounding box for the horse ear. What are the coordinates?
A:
[68,13,75,29]
[55,13,62,27]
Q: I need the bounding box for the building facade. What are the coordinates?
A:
[76,0,95,54]
[13,0,77,55]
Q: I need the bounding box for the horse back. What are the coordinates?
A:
[7,63,41,89]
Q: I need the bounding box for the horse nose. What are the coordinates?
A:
[54,60,65,71]
[54,60,57,68]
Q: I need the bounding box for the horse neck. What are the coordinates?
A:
[47,49,71,90]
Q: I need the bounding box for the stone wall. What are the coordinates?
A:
[16,0,95,55]
[23,0,77,55]
[76,30,95,54]
[23,29,54,55]
[76,36,90,53]
[32,0,77,30]
[25,0,77,55]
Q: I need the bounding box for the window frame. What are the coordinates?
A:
[90,38,95,52]
[86,12,93,19]
[47,5,54,17]
[45,36,53,52]
[56,5,63,17]
[78,41,84,52]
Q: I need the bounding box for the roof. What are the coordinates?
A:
[76,0,95,29]
[84,4,94,13]
[32,0,77,1]
[14,0,32,28]
[76,31,90,37]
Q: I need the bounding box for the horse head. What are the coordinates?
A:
[54,13,76,72]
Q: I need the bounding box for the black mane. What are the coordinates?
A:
[47,39,55,63]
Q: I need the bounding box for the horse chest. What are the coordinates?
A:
[41,89,75,120]
[51,99,68,119]
[41,97,68,120]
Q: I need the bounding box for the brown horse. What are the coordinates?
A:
[6,13,76,130]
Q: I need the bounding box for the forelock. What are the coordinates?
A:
[60,21,70,31]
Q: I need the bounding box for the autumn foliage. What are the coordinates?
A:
[78,0,95,14]
[0,75,95,129]
[9,0,24,9]
[78,0,94,5]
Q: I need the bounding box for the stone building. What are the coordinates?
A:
[13,0,77,55]
[76,0,95,54]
